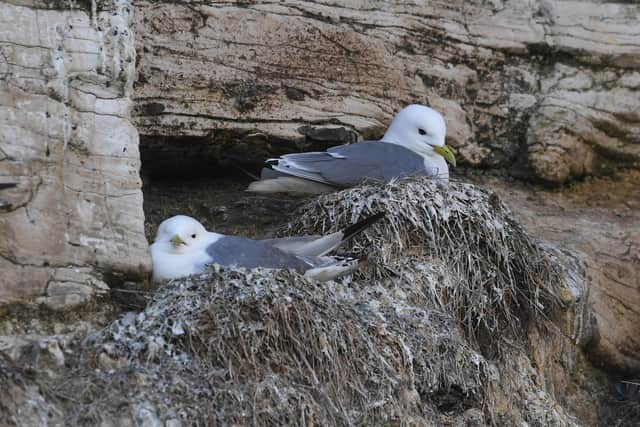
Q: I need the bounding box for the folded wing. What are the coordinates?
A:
[265,141,427,187]
[205,236,313,272]
[205,213,385,280]
[263,212,385,257]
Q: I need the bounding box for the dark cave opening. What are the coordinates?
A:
[139,134,305,243]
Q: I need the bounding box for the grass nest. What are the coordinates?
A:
[49,266,488,425]
[282,177,564,349]
[0,352,62,425]
[38,178,580,425]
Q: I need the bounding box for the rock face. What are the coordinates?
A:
[0,0,150,306]
[480,171,640,373]
[133,0,640,183]
[0,0,639,424]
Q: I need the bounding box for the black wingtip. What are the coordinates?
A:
[0,183,17,190]
[341,211,386,242]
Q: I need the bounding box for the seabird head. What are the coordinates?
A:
[382,104,456,166]
[154,215,208,254]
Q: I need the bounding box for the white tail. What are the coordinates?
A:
[246,177,334,194]
[304,259,359,281]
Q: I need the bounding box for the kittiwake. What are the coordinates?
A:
[150,213,385,282]
[247,104,456,194]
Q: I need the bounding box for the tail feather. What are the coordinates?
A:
[303,258,359,281]
[284,212,386,257]
[340,212,386,243]
[287,233,343,257]
[246,177,335,194]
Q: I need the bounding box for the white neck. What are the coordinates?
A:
[382,128,431,157]
[424,154,449,181]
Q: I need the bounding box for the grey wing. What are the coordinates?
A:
[269,141,427,186]
[206,236,315,273]
[260,236,322,253]
[261,232,344,257]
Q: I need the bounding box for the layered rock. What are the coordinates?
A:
[133,0,639,183]
[478,171,640,373]
[0,0,638,424]
[0,0,150,306]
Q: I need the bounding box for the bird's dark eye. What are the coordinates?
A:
[191,234,197,239]
[418,128,427,135]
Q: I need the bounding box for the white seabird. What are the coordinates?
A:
[150,213,385,282]
[247,104,456,194]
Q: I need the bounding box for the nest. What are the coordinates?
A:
[0,352,62,425]
[50,266,488,425]
[42,178,581,425]
[283,177,564,348]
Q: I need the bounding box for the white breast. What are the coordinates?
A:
[423,156,449,181]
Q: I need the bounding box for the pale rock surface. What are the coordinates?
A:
[529,64,640,182]
[133,0,639,182]
[36,267,110,310]
[0,0,150,305]
[478,171,640,373]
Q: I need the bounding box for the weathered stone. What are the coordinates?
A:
[478,171,640,373]
[36,281,97,310]
[133,0,639,183]
[0,0,151,306]
[528,64,640,183]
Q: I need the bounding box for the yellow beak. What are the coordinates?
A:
[433,144,456,167]
[170,234,187,247]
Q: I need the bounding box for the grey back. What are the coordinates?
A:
[278,141,428,187]
[206,236,312,272]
